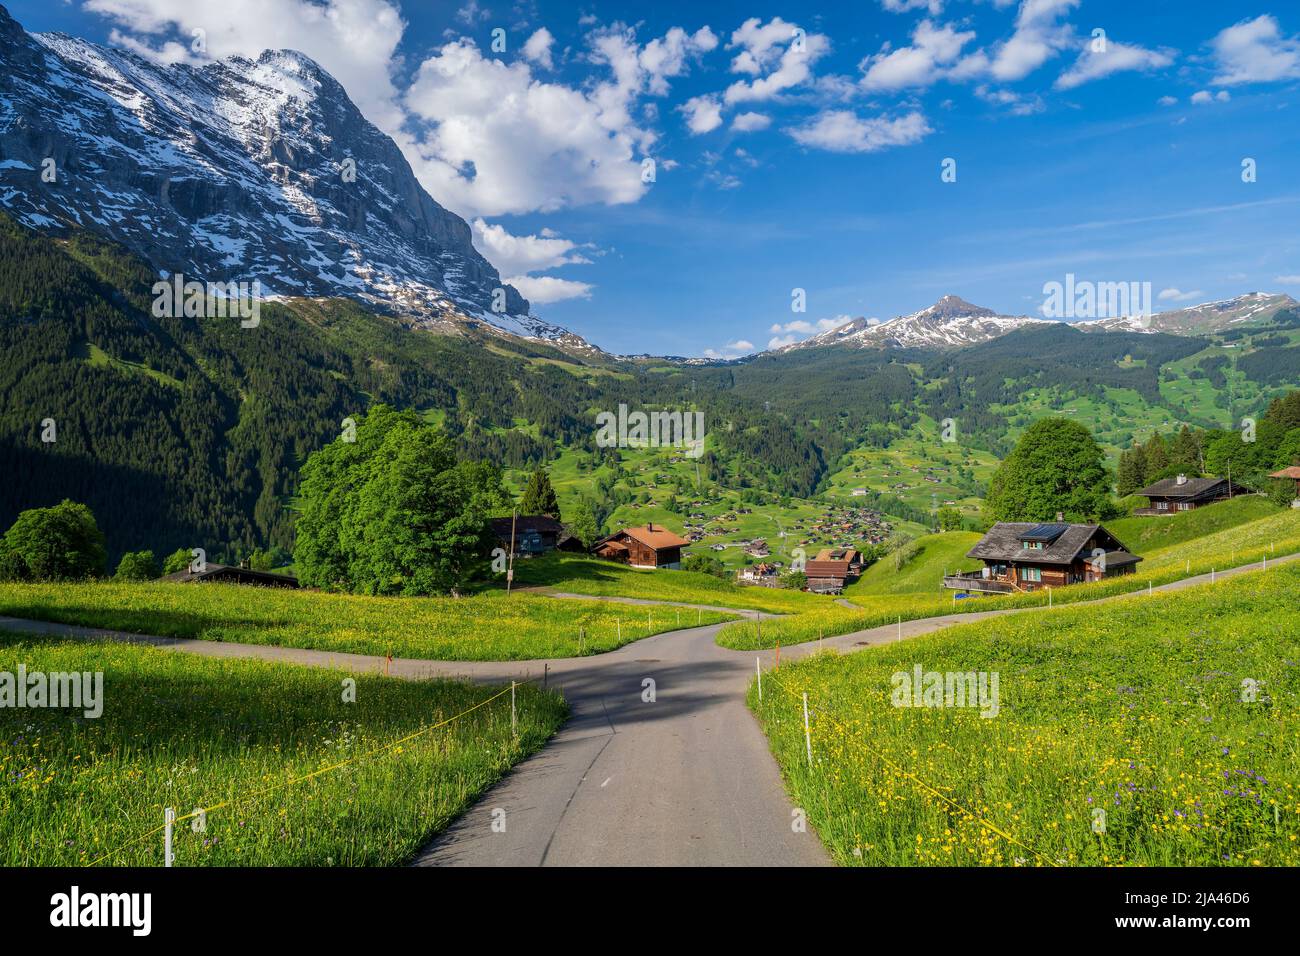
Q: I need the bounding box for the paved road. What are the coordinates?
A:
[1,549,1293,866]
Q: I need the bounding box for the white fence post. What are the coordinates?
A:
[511,680,517,737]
[802,693,812,768]
[164,807,175,867]
[756,657,763,703]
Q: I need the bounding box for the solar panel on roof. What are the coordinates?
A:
[1021,522,1068,542]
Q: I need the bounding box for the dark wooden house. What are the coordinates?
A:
[944,522,1140,594]
[593,523,689,569]
[490,515,581,557]
[1134,474,1248,515]
[160,562,299,588]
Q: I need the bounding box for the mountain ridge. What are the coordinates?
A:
[0,4,596,353]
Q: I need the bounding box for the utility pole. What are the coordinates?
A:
[506,509,517,594]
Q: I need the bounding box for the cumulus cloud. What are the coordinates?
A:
[1157,287,1203,302]
[1157,94,1178,106]
[681,94,724,134]
[1190,89,1230,104]
[1054,39,1174,89]
[724,17,830,103]
[859,20,976,92]
[731,111,772,131]
[503,275,594,304]
[789,110,931,153]
[969,0,1081,83]
[880,0,944,13]
[1275,274,1300,285]
[471,219,591,275]
[522,27,555,70]
[1211,14,1300,85]
[703,339,756,359]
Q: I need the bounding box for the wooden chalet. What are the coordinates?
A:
[1134,474,1248,515]
[160,561,299,588]
[1269,466,1300,503]
[490,515,582,557]
[943,521,1140,594]
[593,523,690,569]
[804,547,862,595]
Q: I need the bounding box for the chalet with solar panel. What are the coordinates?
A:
[943,519,1141,594]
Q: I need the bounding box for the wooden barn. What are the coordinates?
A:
[490,515,582,557]
[1134,474,1248,515]
[160,561,299,588]
[804,547,862,595]
[593,523,690,569]
[944,521,1140,594]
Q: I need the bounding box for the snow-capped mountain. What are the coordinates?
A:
[0,5,589,349]
[1072,292,1297,336]
[774,291,1299,354]
[779,295,1050,352]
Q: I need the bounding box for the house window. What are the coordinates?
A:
[1020,541,1044,550]
[1021,567,1042,582]
[1157,501,1169,510]
[1177,502,1191,511]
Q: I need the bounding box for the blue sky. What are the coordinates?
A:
[11,0,1300,355]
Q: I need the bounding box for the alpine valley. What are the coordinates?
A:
[1,4,1298,564]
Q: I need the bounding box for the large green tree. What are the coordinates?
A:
[1,499,106,581]
[294,405,507,595]
[984,418,1113,522]
[518,466,562,521]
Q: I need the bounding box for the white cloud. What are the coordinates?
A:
[770,317,845,334]
[1211,15,1300,85]
[404,38,656,217]
[1275,274,1300,285]
[83,0,408,131]
[789,110,932,153]
[454,1,490,26]
[1054,39,1174,89]
[975,84,1044,114]
[724,17,830,103]
[964,0,1080,84]
[1157,94,1178,106]
[1157,287,1203,302]
[503,275,594,304]
[859,20,976,92]
[522,27,555,70]
[471,219,590,275]
[1190,89,1230,104]
[703,339,756,359]
[681,94,724,134]
[880,0,944,13]
[731,111,772,131]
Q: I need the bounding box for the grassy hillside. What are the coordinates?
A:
[1107,496,1277,553]
[0,633,565,865]
[846,532,983,598]
[749,560,1300,866]
[0,582,733,660]
[510,553,830,614]
[719,506,1300,649]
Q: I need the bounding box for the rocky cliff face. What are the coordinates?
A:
[0,4,586,346]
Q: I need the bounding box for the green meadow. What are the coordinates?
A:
[0,634,566,866]
[0,582,733,661]
[750,562,1300,866]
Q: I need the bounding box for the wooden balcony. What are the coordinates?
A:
[942,572,1015,594]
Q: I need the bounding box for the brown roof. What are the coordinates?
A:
[1137,476,1237,499]
[617,524,690,550]
[968,522,1139,566]
[805,559,851,579]
[1270,466,1300,479]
